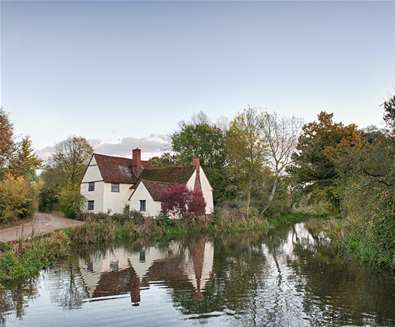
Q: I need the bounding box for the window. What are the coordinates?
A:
[111,183,120,192]
[139,200,146,212]
[88,182,95,192]
[88,200,94,211]
[139,250,146,263]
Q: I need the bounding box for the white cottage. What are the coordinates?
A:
[80,148,214,216]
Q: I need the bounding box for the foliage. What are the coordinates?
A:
[0,232,70,283]
[288,111,363,212]
[0,108,14,172]
[159,183,206,219]
[58,187,85,219]
[171,114,228,203]
[147,152,179,167]
[189,190,206,216]
[0,173,40,222]
[259,112,303,213]
[41,136,93,215]
[226,107,267,217]
[160,183,191,216]
[8,137,42,180]
[383,94,395,132]
[51,136,93,187]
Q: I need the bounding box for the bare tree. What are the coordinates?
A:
[52,137,93,187]
[259,112,303,213]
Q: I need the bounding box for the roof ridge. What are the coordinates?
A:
[94,153,131,160]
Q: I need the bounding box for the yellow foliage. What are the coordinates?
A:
[0,173,40,221]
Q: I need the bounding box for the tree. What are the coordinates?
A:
[0,173,40,222]
[58,186,85,219]
[0,108,14,172]
[226,107,267,218]
[171,114,227,203]
[383,94,395,132]
[288,112,362,211]
[9,137,42,180]
[189,190,206,217]
[51,137,93,187]
[160,183,192,217]
[259,112,303,213]
[147,152,179,168]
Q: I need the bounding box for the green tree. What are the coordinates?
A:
[9,137,42,180]
[147,152,178,167]
[226,107,267,218]
[171,113,228,203]
[40,136,92,215]
[59,186,85,219]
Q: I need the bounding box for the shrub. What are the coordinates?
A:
[59,186,85,218]
[0,173,39,222]
[160,183,191,216]
[189,190,206,216]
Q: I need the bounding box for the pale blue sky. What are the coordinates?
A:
[1,1,395,155]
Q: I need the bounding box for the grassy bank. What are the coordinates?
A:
[305,217,395,271]
[0,232,70,283]
[0,212,319,285]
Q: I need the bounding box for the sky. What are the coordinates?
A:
[1,1,395,159]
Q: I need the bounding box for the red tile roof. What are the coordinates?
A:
[94,153,138,184]
[141,180,173,201]
[93,154,195,190]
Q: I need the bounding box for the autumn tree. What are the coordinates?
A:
[0,108,14,172]
[288,112,362,211]
[226,107,267,218]
[160,183,191,217]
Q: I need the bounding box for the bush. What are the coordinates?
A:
[38,188,58,212]
[59,187,85,218]
[0,173,39,222]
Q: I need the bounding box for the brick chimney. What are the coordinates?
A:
[132,148,142,172]
[192,157,200,172]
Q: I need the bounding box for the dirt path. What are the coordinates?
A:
[0,212,84,242]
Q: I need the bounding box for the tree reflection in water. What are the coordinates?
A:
[1,223,395,326]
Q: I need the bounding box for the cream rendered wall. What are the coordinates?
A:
[102,183,133,214]
[186,167,214,214]
[128,182,162,217]
[81,156,104,213]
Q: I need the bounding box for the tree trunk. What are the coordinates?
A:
[246,179,252,220]
[262,175,278,214]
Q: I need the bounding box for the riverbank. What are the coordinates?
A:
[0,212,321,285]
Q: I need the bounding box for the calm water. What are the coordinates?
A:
[1,223,395,327]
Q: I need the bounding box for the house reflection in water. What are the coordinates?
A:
[78,239,214,306]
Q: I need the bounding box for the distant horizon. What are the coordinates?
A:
[2,1,394,158]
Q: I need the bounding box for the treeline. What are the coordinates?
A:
[1,95,394,269]
[0,109,42,221]
[149,109,303,219]
[148,97,394,269]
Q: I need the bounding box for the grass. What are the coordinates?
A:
[0,231,70,284]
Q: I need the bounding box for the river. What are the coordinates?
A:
[1,222,394,326]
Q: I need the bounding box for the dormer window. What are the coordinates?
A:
[88,182,95,192]
[111,183,120,192]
